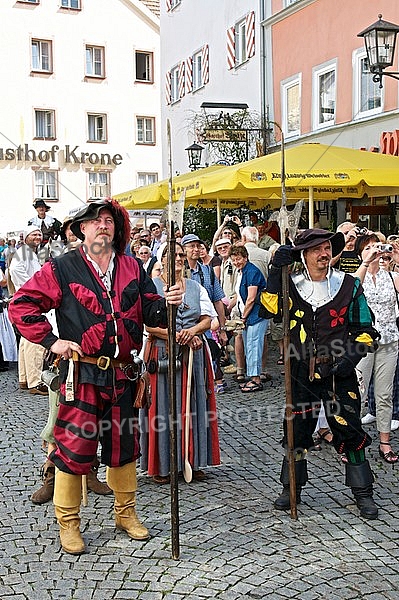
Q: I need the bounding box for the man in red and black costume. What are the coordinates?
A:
[260,229,380,520]
[9,199,182,555]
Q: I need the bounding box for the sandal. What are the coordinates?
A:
[241,380,263,393]
[277,355,284,365]
[379,443,398,463]
[314,429,333,445]
[234,374,246,383]
[260,373,272,383]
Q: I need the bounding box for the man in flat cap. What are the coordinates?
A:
[260,229,380,520]
[10,198,182,555]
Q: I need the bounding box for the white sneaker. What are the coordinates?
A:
[391,419,399,431]
[361,413,376,425]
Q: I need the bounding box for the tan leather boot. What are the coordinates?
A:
[31,460,55,504]
[107,463,149,540]
[87,457,112,495]
[54,470,85,555]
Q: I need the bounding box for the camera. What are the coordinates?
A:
[377,243,393,253]
[355,227,368,235]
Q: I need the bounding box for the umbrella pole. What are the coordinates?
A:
[308,186,314,227]
[217,198,221,228]
[166,120,180,559]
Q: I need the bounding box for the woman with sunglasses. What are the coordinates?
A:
[352,234,399,463]
[139,242,220,483]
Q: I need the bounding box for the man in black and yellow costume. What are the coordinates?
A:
[260,229,379,519]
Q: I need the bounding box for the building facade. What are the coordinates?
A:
[0,0,161,235]
[160,0,262,175]
[262,0,399,229]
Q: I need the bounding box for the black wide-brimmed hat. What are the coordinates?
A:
[292,228,345,261]
[33,199,51,211]
[70,198,131,255]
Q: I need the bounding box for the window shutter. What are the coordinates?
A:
[202,44,209,84]
[165,70,171,105]
[246,11,255,59]
[186,56,193,93]
[178,60,185,98]
[166,0,172,12]
[227,26,235,69]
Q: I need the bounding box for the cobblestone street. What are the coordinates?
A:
[1,346,398,599]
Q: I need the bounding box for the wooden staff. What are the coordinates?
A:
[279,131,297,520]
[166,119,180,559]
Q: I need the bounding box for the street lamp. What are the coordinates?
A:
[185,142,204,170]
[358,14,399,87]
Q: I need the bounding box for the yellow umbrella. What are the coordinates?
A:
[197,142,399,200]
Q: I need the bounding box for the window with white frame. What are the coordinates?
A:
[34,109,56,139]
[281,76,301,138]
[86,46,105,78]
[31,39,52,72]
[88,172,110,199]
[61,0,81,8]
[137,172,158,187]
[235,19,247,65]
[313,62,336,129]
[87,113,107,142]
[35,171,58,200]
[353,50,382,118]
[170,65,180,103]
[135,51,153,83]
[192,50,202,91]
[18,0,39,4]
[136,117,155,144]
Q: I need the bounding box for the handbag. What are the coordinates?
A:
[388,272,399,330]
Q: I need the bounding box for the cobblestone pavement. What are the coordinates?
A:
[1,346,398,599]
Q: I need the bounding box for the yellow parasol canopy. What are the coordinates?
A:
[115,143,399,211]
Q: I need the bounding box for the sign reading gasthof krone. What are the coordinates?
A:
[0,144,123,166]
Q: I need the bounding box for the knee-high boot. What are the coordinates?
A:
[106,462,149,540]
[345,460,378,520]
[53,469,85,555]
[274,457,308,510]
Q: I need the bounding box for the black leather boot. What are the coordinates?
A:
[274,458,308,510]
[345,460,378,520]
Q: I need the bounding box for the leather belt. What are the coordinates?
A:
[72,351,136,371]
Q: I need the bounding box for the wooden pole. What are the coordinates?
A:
[166,120,180,559]
[279,132,298,520]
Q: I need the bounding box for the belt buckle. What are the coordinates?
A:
[97,356,111,370]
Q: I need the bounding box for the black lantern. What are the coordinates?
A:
[358,14,399,87]
[185,142,204,170]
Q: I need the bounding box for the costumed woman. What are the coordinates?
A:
[139,242,221,483]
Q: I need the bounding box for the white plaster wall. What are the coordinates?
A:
[0,0,161,235]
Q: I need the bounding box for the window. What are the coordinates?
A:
[353,50,382,118]
[192,50,202,91]
[18,1,39,4]
[235,19,247,65]
[281,76,301,138]
[313,62,336,129]
[170,0,181,9]
[137,173,158,187]
[34,109,55,139]
[170,65,180,103]
[87,113,107,142]
[31,39,52,73]
[35,171,58,200]
[61,0,81,8]
[88,172,110,199]
[136,117,155,144]
[86,46,105,78]
[135,51,153,83]
[284,0,301,6]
